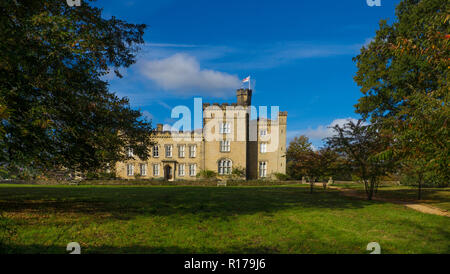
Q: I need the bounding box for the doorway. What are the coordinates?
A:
[164,165,172,181]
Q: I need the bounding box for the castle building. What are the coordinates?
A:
[115,89,287,180]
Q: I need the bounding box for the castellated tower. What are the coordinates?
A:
[236,88,252,106]
[237,89,252,179]
[202,89,252,179]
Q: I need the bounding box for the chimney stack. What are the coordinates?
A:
[157,124,163,132]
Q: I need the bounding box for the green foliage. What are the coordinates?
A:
[287,135,349,184]
[326,120,397,200]
[85,171,115,180]
[231,167,245,178]
[400,170,448,188]
[286,135,316,180]
[353,0,449,186]
[351,174,362,183]
[86,172,98,180]
[134,174,142,180]
[273,172,290,181]
[196,169,217,179]
[0,0,153,175]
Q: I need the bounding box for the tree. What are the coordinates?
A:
[316,147,342,189]
[287,135,321,193]
[286,135,313,180]
[0,0,153,176]
[353,0,449,187]
[326,120,396,200]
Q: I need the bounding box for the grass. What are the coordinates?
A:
[0,184,449,254]
[332,183,450,211]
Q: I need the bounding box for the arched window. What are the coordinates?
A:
[218,159,232,175]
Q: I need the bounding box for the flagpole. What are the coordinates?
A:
[249,76,251,90]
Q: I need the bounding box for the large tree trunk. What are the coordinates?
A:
[363,179,369,198]
[367,178,375,201]
[417,173,423,200]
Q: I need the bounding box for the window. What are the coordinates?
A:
[140,163,147,176]
[218,159,232,175]
[153,164,160,176]
[189,145,196,158]
[165,145,173,158]
[178,145,185,158]
[127,147,134,157]
[189,164,196,176]
[127,164,134,176]
[220,140,230,152]
[260,129,267,137]
[220,122,231,134]
[260,143,267,153]
[153,145,159,157]
[259,161,267,178]
[178,164,185,176]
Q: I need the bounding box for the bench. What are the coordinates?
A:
[217,181,227,187]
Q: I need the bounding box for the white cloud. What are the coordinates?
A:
[138,54,241,97]
[141,110,153,121]
[214,42,362,70]
[287,118,360,142]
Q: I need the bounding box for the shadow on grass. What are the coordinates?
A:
[1,243,285,254]
[375,188,449,201]
[0,186,383,221]
[3,233,449,254]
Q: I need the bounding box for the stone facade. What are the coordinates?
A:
[115,89,287,180]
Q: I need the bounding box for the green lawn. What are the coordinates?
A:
[332,183,450,211]
[0,184,448,254]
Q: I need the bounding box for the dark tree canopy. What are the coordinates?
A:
[0,0,153,177]
[326,120,397,200]
[286,136,314,179]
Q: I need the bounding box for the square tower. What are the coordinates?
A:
[236,89,252,106]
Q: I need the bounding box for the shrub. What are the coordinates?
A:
[273,172,290,181]
[351,174,361,183]
[232,167,246,178]
[400,172,448,188]
[196,170,217,179]
[85,171,116,180]
[86,171,99,180]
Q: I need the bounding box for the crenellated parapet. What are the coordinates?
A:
[202,102,239,110]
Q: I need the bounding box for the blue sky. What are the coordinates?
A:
[93,0,401,148]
